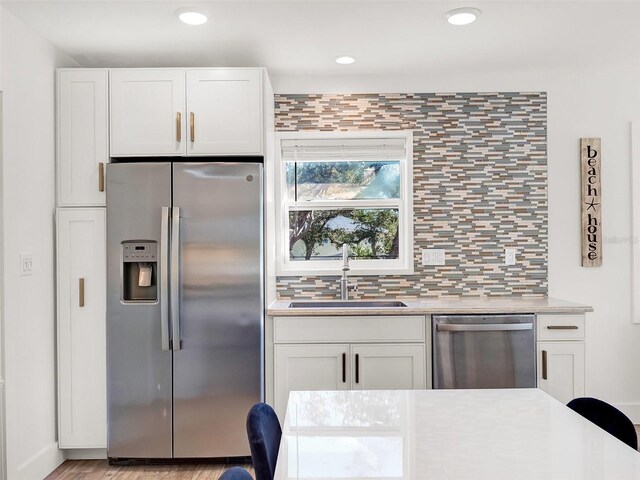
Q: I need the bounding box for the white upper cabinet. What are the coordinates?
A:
[186,69,263,155]
[110,68,264,157]
[110,69,186,156]
[57,69,109,206]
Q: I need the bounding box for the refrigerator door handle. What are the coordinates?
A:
[171,206,182,351]
[160,206,171,352]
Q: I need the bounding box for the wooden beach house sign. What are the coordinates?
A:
[581,138,602,267]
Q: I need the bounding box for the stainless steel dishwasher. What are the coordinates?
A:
[433,314,536,389]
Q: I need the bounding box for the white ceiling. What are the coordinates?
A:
[3,0,640,76]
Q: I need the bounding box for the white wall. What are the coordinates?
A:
[0,86,6,480]
[1,7,78,479]
[0,9,6,480]
[272,70,640,420]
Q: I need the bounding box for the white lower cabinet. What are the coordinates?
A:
[536,314,586,405]
[56,208,107,448]
[351,344,425,391]
[273,315,427,419]
[537,342,585,404]
[274,344,350,417]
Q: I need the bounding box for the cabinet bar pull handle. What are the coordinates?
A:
[546,325,579,330]
[79,278,85,307]
[190,112,195,143]
[98,163,104,192]
[542,350,548,380]
[437,323,532,332]
[176,112,182,142]
[342,353,346,383]
[355,353,360,384]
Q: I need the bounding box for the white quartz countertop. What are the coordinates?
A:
[275,389,640,480]
[267,296,593,316]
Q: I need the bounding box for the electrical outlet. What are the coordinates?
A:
[504,248,516,266]
[20,254,33,275]
[422,249,446,266]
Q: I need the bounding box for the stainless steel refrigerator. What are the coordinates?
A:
[106,162,263,460]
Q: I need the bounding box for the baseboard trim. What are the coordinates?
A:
[65,448,107,460]
[614,403,640,424]
[14,442,65,480]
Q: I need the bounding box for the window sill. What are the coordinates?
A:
[277,264,415,277]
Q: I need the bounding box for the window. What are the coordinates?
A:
[276,131,414,276]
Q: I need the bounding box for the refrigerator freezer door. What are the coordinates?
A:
[106,163,173,458]
[172,162,264,458]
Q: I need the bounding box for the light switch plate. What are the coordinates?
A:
[20,254,33,275]
[422,249,446,266]
[505,248,516,266]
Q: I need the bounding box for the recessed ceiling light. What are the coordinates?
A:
[177,8,208,26]
[446,7,480,26]
[335,56,356,65]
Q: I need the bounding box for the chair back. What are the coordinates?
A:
[219,467,254,480]
[567,397,638,450]
[247,403,282,480]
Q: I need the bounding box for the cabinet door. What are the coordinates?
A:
[57,69,108,206]
[537,342,585,404]
[186,69,263,155]
[351,344,425,391]
[110,69,186,156]
[57,208,106,448]
[274,344,349,420]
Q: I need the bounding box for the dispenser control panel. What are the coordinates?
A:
[123,242,158,263]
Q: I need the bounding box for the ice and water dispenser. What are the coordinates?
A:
[122,241,158,302]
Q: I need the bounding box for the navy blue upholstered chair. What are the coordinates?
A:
[567,397,638,450]
[220,467,254,480]
[246,403,282,480]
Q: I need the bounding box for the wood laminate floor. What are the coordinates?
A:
[46,427,640,479]
[45,461,254,480]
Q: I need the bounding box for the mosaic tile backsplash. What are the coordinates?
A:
[275,93,547,299]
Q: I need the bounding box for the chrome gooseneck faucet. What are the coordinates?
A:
[340,244,350,300]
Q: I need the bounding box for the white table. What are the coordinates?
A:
[274,389,640,480]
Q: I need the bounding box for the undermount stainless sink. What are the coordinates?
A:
[289,300,408,308]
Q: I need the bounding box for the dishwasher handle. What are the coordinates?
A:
[436,323,533,332]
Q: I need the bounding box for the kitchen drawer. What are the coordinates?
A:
[274,316,425,344]
[537,314,585,341]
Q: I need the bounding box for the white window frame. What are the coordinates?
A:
[275,130,414,276]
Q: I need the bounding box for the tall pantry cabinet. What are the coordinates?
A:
[56,69,108,448]
[56,209,107,448]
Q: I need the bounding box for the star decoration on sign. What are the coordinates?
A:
[585,199,600,211]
